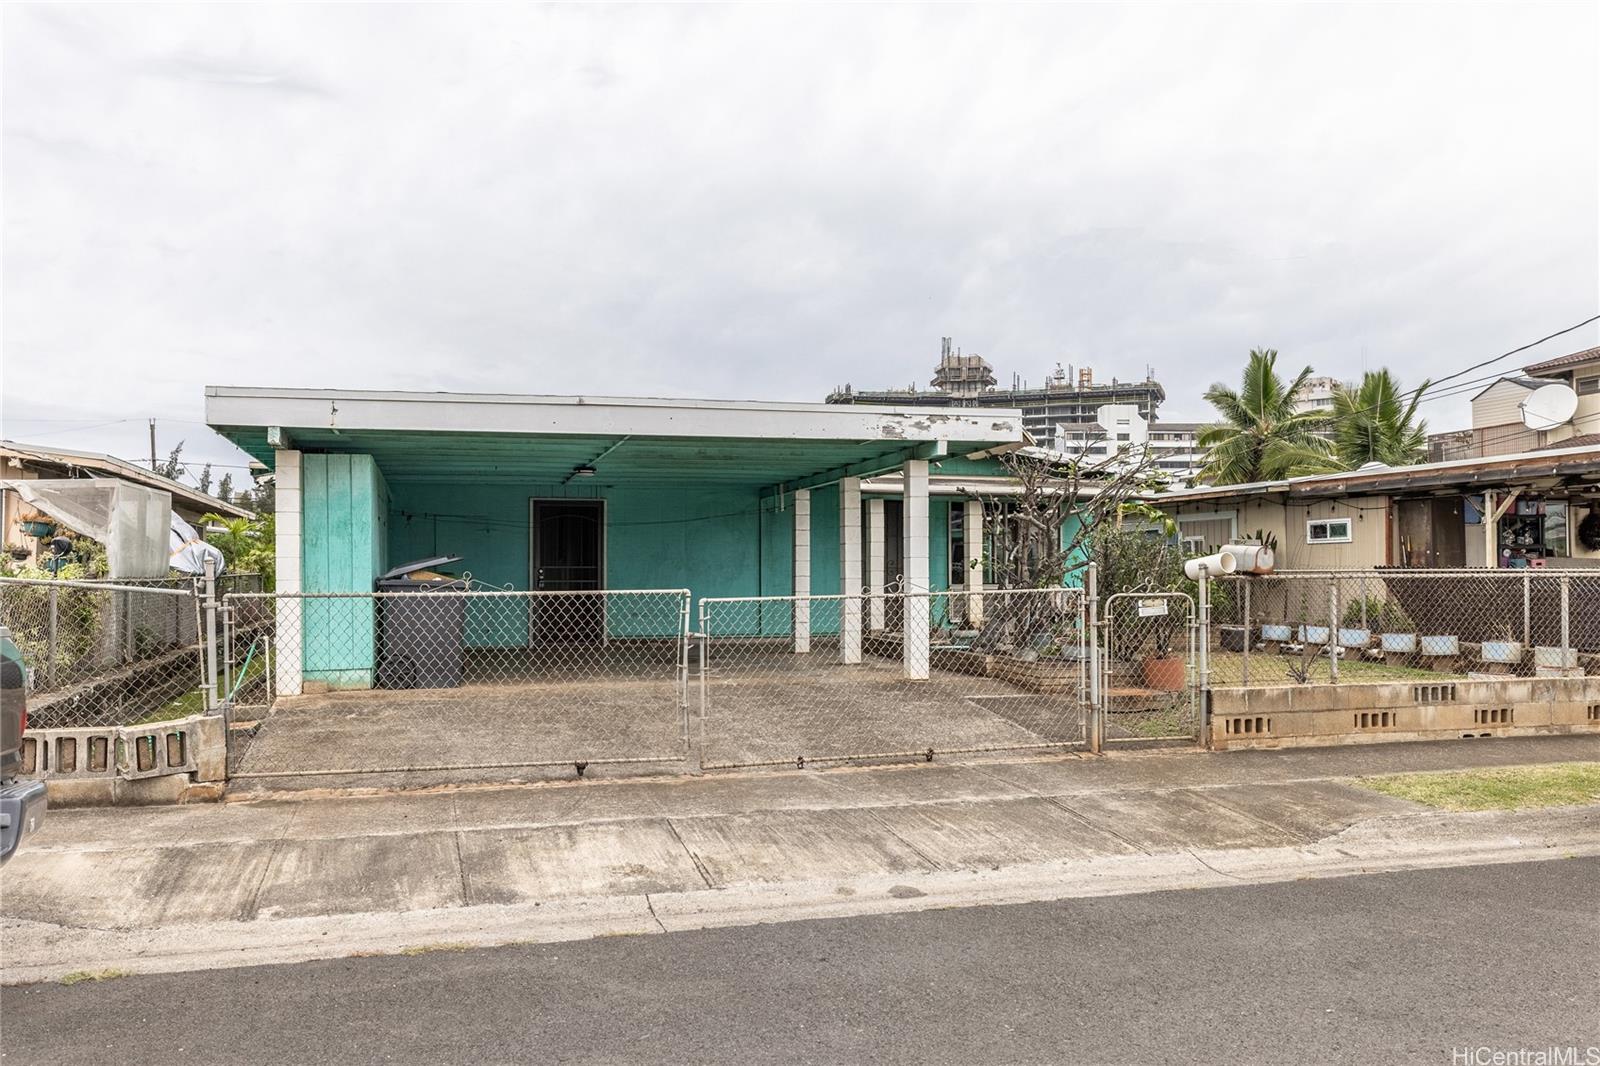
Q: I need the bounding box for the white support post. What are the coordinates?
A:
[792,488,811,654]
[902,459,930,681]
[274,449,304,696]
[867,499,886,631]
[964,497,985,628]
[839,478,862,664]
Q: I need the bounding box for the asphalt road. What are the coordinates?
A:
[4,859,1598,1065]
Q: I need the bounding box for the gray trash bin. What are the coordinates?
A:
[375,556,467,689]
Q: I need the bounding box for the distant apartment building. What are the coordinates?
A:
[826,338,1167,450]
[1053,404,1208,481]
[1293,375,1345,417]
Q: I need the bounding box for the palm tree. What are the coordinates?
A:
[1197,349,1332,484]
[1329,370,1429,469]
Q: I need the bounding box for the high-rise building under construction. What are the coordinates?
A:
[826,337,1168,450]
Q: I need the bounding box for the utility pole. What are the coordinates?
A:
[149,419,158,472]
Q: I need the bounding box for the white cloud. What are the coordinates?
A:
[3,2,1596,476]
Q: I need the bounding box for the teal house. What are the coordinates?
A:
[205,386,1035,691]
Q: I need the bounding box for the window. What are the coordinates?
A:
[1306,518,1353,544]
[948,505,967,587]
[1577,376,1599,396]
[1545,500,1569,557]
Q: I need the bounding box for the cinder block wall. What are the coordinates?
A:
[1210,677,1600,749]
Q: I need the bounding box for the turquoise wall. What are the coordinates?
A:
[301,454,389,687]
[295,453,1014,661]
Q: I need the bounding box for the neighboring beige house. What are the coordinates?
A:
[1466,377,1546,457]
[1150,444,1600,569]
[1454,345,1600,459]
[2,440,251,568]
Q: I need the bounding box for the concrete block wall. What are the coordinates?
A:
[1209,677,1600,750]
[19,714,227,806]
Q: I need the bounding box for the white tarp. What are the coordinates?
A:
[169,513,226,576]
[2,479,170,578]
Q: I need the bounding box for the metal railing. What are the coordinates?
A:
[220,588,691,778]
[698,587,1089,769]
[1208,568,1600,687]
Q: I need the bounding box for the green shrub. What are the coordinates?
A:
[1340,595,1412,632]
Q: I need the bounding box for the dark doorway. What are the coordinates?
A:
[1395,497,1466,568]
[530,500,605,641]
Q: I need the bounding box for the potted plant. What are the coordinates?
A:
[1419,633,1459,658]
[1479,624,1524,666]
[1344,596,1411,658]
[1299,623,1331,646]
[1533,645,1579,672]
[1219,623,1252,652]
[1141,614,1187,691]
[1260,621,1293,644]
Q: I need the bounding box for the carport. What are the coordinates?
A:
[204,387,1062,784]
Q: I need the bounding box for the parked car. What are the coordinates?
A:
[1,624,47,865]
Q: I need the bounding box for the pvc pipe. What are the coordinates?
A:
[1221,544,1275,574]
[1184,551,1238,581]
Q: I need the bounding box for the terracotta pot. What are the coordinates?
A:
[1141,655,1187,691]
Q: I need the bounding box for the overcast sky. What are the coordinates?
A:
[4,3,1597,484]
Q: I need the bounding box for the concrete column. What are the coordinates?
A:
[274,449,304,696]
[839,477,862,664]
[902,460,930,681]
[964,497,985,628]
[867,499,886,631]
[792,489,811,653]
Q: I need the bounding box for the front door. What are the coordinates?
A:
[530,500,604,641]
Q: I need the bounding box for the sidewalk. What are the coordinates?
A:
[4,736,1597,983]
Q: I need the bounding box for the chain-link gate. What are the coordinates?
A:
[221,588,691,779]
[698,588,1089,769]
[1101,591,1201,744]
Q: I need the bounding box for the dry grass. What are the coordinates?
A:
[1358,762,1600,811]
[60,968,130,985]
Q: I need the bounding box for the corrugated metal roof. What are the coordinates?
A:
[1151,442,1600,503]
[0,440,253,518]
[1523,345,1600,375]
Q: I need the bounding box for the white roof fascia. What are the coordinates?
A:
[205,386,1026,445]
[861,473,1106,498]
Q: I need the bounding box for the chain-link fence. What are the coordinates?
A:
[698,587,1089,769]
[0,577,206,729]
[1102,591,1200,742]
[221,588,691,778]
[1208,568,1600,686]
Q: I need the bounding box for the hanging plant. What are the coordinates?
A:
[1579,511,1600,552]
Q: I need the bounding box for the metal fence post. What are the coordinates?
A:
[1086,562,1101,754]
[1241,578,1250,688]
[202,557,219,713]
[1196,567,1210,746]
[694,600,709,773]
[46,585,59,689]
[222,599,235,711]
[1327,581,1339,684]
[1560,575,1571,668]
[1523,571,1532,648]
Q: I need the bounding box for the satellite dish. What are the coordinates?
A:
[1521,383,1578,430]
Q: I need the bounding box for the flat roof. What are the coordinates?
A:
[205,386,1028,491]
